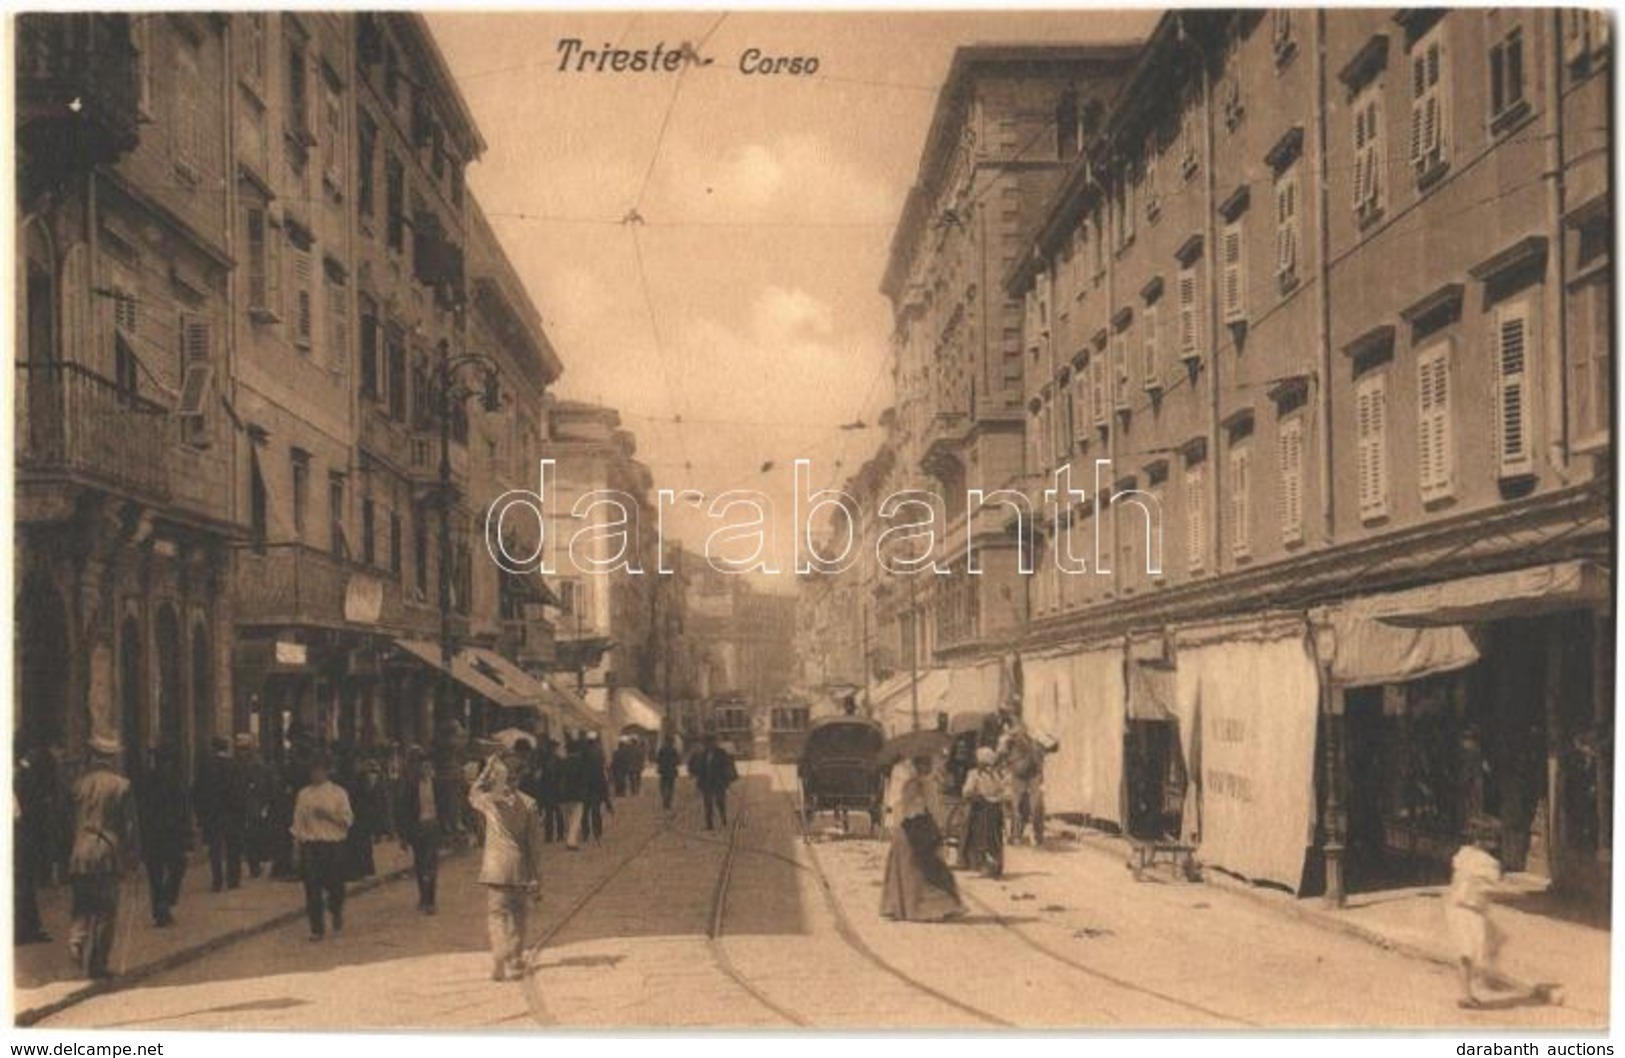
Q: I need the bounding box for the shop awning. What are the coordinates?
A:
[871,669,952,735]
[1126,661,1177,722]
[392,639,532,709]
[613,686,666,731]
[1316,604,1480,689]
[1365,560,1610,628]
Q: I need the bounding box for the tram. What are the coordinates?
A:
[766,698,812,763]
[709,695,756,759]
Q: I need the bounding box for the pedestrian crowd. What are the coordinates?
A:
[13,723,737,986]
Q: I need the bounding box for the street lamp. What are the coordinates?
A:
[430,336,502,755]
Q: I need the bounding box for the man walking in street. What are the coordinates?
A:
[137,743,189,926]
[655,736,681,813]
[468,752,545,982]
[67,735,138,980]
[396,748,450,914]
[291,755,353,941]
[194,736,246,891]
[556,738,587,850]
[689,734,738,831]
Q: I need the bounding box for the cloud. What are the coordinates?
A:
[662,132,896,226]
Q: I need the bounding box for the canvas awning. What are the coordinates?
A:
[613,686,666,731]
[392,639,531,709]
[1126,661,1177,722]
[871,669,952,735]
[1363,560,1609,628]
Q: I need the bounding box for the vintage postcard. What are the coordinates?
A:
[10,7,1614,1036]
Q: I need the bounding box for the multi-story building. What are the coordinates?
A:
[15,13,581,774]
[877,43,1140,672]
[17,13,239,782]
[1002,10,1611,905]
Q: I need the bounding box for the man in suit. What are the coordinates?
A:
[194,736,246,891]
[137,743,189,926]
[468,753,546,982]
[655,736,682,813]
[688,734,738,831]
[67,735,139,979]
[395,748,451,913]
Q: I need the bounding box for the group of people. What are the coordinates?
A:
[880,708,1055,924]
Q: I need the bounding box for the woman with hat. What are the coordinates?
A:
[959,747,1005,878]
[879,754,963,922]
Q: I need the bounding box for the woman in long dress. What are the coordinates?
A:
[880,755,964,922]
[959,748,1005,878]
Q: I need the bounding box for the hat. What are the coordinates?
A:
[586,730,600,741]
[88,734,121,758]
[233,733,255,750]
[975,747,997,766]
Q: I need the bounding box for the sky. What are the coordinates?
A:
[427,10,1155,587]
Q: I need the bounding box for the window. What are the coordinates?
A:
[132,16,154,118]
[1417,341,1455,500]
[1144,138,1160,219]
[1228,441,1252,559]
[1116,174,1137,250]
[1493,299,1534,478]
[1274,165,1300,288]
[250,452,268,544]
[358,296,379,399]
[241,13,267,89]
[1221,220,1246,324]
[1090,208,1106,277]
[1356,373,1389,520]
[244,206,281,318]
[1278,415,1304,544]
[1570,274,1611,446]
[386,325,407,421]
[1352,85,1385,222]
[172,42,201,180]
[331,474,348,558]
[1177,265,1203,361]
[1489,24,1526,124]
[413,508,428,595]
[385,153,406,252]
[1056,90,1080,159]
[360,497,375,565]
[291,247,313,348]
[357,114,377,220]
[286,36,313,143]
[1409,25,1450,179]
[390,512,402,576]
[1178,103,1199,177]
[1272,9,1297,64]
[325,272,348,372]
[291,450,310,539]
[321,78,344,188]
[177,314,212,446]
[1141,303,1162,390]
[1564,10,1611,75]
[114,336,139,402]
[1184,459,1206,572]
[1112,329,1131,410]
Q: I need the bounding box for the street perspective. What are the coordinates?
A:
[9,5,1617,1040]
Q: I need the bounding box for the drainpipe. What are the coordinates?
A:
[1314,9,1335,546]
[1312,9,1346,909]
[1543,10,1570,477]
[1201,25,1221,582]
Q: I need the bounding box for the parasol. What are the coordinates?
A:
[489,727,538,750]
[875,728,952,767]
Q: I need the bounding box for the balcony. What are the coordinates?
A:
[921,410,971,474]
[407,433,470,488]
[358,405,414,471]
[499,616,556,666]
[16,360,168,505]
[16,14,141,196]
[236,542,437,639]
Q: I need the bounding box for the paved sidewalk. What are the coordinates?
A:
[14,839,440,1025]
[1049,822,1610,1020]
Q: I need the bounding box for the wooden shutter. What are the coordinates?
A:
[1221,221,1246,323]
[1178,265,1201,358]
[1112,331,1130,409]
[1409,34,1447,172]
[1228,444,1251,558]
[1275,172,1299,279]
[1142,304,1161,389]
[1494,301,1533,476]
[1356,374,1388,519]
[1278,416,1303,544]
[293,248,313,346]
[1184,462,1206,572]
[1417,343,1453,500]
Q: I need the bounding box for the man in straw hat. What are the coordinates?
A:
[67,734,138,979]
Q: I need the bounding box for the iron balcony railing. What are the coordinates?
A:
[16,360,169,502]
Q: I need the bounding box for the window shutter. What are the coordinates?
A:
[1356,374,1389,519]
[293,248,313,345]
[1112,332,1130,409]
[1417,344,1453,500]
[1177,266,1201,358]
[1275,174,1298,278]
[1142,304,1161,388]
[1221,222,1246,323]
[1278,417,1303,544]
[1495,302,1533,476]
[1229,445,1251,558]
[1184,464,1205,572]
[1091,356,1106,426]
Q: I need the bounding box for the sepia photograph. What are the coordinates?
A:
[8,4,1617,1040]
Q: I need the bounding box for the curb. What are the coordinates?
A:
[1051,827,1552,996]
[16,849,461,1028]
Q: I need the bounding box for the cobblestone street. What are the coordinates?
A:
[34,765,1603,1031]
